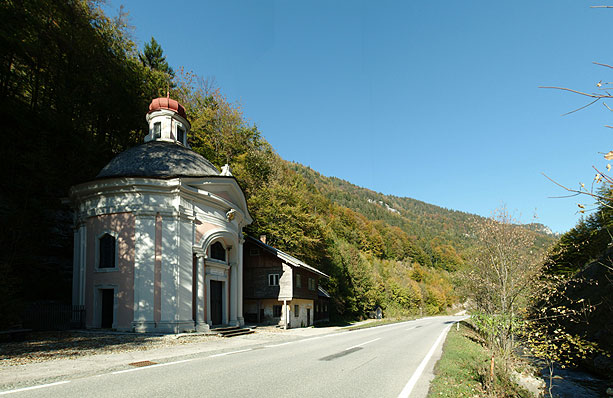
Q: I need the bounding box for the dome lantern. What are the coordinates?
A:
[145,94,191,146]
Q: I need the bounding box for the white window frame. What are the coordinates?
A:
[268,273,279,286]
[209,240,227,263]
[153,122,161,139]
[176,124,186,144]
[95,231,119,272]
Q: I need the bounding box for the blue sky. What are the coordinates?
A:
[105,1,612,233]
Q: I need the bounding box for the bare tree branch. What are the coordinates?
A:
[593,61,613,69]
[561,98,600,116]
[540,86,612,99]
[548,193,582,199]
[543,172,613,210]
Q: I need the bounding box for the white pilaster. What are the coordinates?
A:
[237,237,244,326]
[133,214,156,331]
[160,215,178,326]
[177,216,193,324]
[195,254,208,332]
[78,223,87,306]
[205,276,211,326]
[229,262,238,326]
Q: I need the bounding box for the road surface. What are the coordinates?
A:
[1,316,463,398]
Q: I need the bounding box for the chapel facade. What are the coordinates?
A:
[70,96,252,333]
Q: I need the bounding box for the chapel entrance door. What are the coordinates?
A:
[210,280,223,325]
[101,289,114,328]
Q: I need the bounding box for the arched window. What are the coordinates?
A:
[210,241,226,262]
[99,233,116,269]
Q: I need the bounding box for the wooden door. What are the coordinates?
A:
[210,280,223,325]
[307,308,311,327]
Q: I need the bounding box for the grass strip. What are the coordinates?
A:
[428,322,531,398]
[428,322,488,397]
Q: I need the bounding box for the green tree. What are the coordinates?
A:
[140,37,174,78]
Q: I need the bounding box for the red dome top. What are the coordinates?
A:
[148,96,187,119]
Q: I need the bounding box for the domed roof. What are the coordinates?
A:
[148,96,187,119]
[96,141,220,179]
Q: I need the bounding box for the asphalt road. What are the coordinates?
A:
[1,316,463,398]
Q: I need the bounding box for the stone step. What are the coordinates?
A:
[220,329,254,338]
[211,326,241,332]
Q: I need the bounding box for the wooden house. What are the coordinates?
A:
[243,236,329,328]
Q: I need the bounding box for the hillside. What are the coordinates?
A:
[287,162,555,264]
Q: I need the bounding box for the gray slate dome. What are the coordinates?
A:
[97,141,220,179]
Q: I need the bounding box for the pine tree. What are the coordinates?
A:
[140,37,174,78]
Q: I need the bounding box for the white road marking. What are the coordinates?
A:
[0,381,71,395]
[110,358,196,374]
[264,341,293,348]
[344,337,381,351]
[208,348,252,358]
[397,324,452,398]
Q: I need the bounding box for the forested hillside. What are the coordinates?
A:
[0,1,555,326]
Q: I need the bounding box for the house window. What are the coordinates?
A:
[177,126,185,144]
[153,122,161,139]
[210,241,226,261]
[308,278,315,291]
[273,305,282,317]
[295,274,301,288]
[268,274,279,286]
[294,304,299,317]
[99,233,116,269]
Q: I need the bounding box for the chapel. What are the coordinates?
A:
[69,96,252,333]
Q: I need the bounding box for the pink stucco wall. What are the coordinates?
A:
[195,221,221,246]
[85,213,135,329]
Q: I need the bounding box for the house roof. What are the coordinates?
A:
[245,235,329,278]
[96,141,220,179]
[318,286,331,298]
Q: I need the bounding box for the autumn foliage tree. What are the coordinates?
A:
[463,208,545,361]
